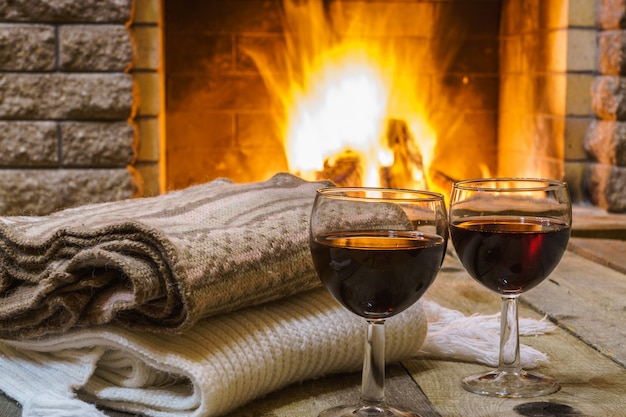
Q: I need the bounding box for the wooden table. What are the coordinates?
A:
[225,248,626,417]
[1,210,625,417]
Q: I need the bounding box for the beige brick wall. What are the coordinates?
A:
[587,0,626,211]
[0,0,163,215]
[2,0,624,212]
[132,0,163,197]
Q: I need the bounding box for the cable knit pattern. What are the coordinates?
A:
[0,173,333,339]
[0,288,428,417]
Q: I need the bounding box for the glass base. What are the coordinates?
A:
[319,404,421,417]
[462,368,560,398]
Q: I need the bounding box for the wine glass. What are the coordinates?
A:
[449,178,572,398]
[309,187,448,417]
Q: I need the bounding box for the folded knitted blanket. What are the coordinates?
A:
[0,288,426,417]
[0,287,554,417]
[0,173,332,339]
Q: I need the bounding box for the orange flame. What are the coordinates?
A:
[246,0,437,188]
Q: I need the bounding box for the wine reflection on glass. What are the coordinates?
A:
[449,178,572,398]
[309,187,448,417]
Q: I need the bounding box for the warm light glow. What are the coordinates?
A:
[285,53,388,184]
[246,0,438,189]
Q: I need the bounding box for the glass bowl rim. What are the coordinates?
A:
[316,186,445,202]
[452,177,568,192]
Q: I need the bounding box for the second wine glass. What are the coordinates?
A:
[449,178,572,398]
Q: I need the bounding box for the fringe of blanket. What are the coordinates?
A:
[420,299,555,366]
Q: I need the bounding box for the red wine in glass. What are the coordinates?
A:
[450,217,570,295]
[311,230,446,319]
[449,178,572,398]
[309,187,448,417]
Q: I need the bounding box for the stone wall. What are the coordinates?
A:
[0,0,162,215]
[586,0,626,212]
[3,0,626,213]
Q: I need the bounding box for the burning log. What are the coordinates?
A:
[428,169,458,203]
[311,119,429,189]
[380,118,428,190]
[315,149,363,187]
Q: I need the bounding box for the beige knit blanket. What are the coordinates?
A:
[0,173,332,339]
[0,286,554,417]
[0,288,428,417]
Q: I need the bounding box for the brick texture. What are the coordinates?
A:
[586,163,626,212]
[0,0,132,23]
[0,0,141,215]
[59,25,133,71]
[591,75,626,121]
[596,0,626,30]
[584,120,626,166]
[0,121,58,166]
[1,0,621,212]
[0,73,135,119]
[61,122,136,167]
[0,24,55,70]
[598,30,626,74]
[587,0,626,211]
[0,169,139,215]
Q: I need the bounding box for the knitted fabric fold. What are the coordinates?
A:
[0,173,332,339]
[0,288,429,417]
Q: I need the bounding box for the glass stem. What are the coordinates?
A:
[360,319,386,407]
[499,296,522,373]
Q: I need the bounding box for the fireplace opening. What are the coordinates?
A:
[163,0,501,199]
[162,0,604,207]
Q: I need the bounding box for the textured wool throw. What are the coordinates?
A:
[0,289,422,417]
[0,173,333,339]
[0,287,554,417]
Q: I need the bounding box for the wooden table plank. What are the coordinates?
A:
[224,364,441,417]
[406,340,626,417]
[416,251,626,417]
[522,251,626,367]
[568,237,626,275]
[569,208,626,273]
[571,206,626,240]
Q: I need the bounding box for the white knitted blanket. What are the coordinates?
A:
[0,287,554,417]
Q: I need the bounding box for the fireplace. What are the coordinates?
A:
[1,0,626,215]
[162,0,602,204]
[164,0,500,200]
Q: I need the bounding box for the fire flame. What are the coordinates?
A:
[285,51,389,186]
[246,0,437,189]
